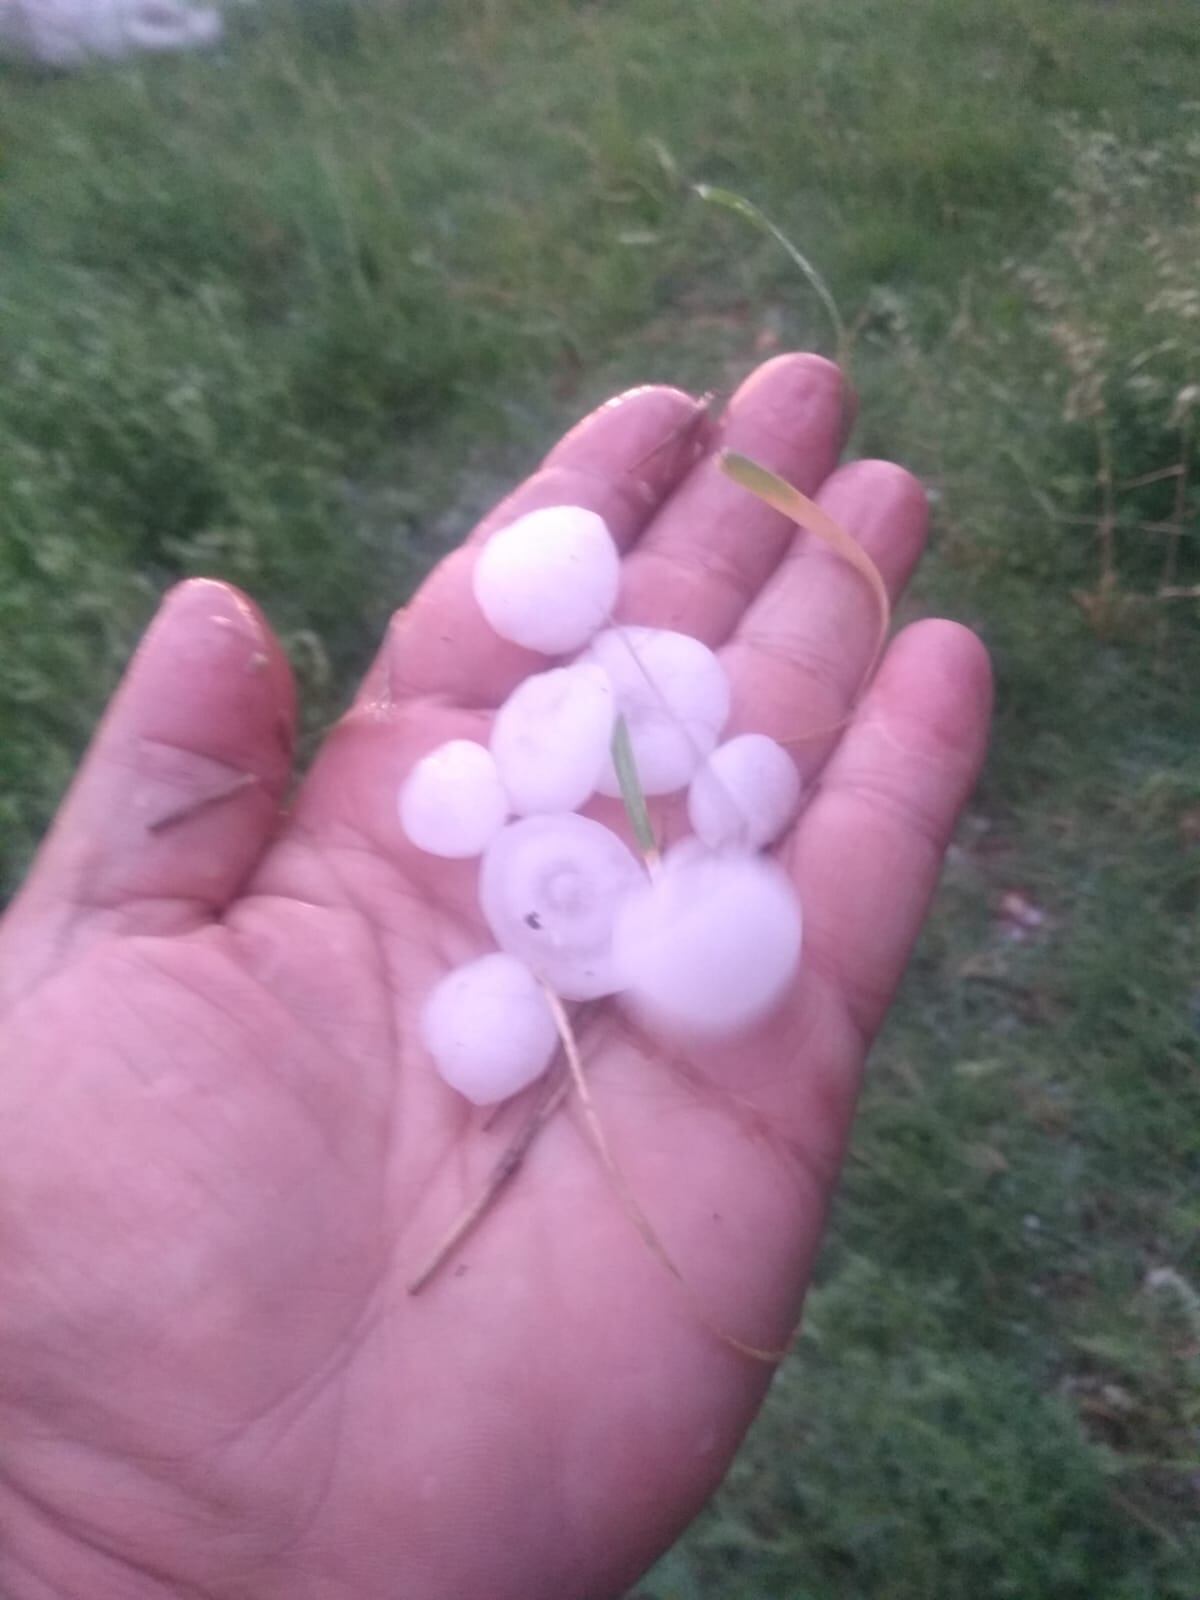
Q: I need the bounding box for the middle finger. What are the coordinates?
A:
[616,353,850,644]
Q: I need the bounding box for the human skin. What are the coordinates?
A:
[0,354,992,1600]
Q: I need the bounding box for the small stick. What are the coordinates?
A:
[625,390,721,477]
[147,772,260,834]
[541,984,787,1366]
[406,1069,570,1294]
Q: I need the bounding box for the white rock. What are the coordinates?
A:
[479,813,644,1000]
[398,740,508,859]
[687,734,803,850]
[613,847,802,1036]
[581,626,732,796]
[473,505,620,655]
[421,954,558,1106]
[490,663,615,815]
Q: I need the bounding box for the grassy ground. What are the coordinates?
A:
[2,1,1198,1594]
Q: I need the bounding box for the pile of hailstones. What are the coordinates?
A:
[402,505,804,1107]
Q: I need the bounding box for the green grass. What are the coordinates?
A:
[2,1,1198,1594]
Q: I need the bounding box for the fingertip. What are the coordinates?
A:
[158,576,269,643]
[735,350,845,401]
[887,616,994,705]
[152,576,299,736]
[828,457,929,528]
[712,351,851,496]
[871,618,994,768]
[589,381,701,424]
[814,458,930,587]
[542,383,705,483]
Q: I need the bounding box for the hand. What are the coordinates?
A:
[0,355,991,1600]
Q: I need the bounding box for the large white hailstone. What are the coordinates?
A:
[490,663,615,815]
[479,813,644,1000]
[582,626,732,796]
[473,505,620,655]
[398,740,508,859]
[421,953,558,1106]
[613,846,802,1037]
[687,734,803,851]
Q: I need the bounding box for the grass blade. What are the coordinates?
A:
[611,714,659,866]
[719,450,890,677]
[695,184,848,368]
[541,982,785,1366]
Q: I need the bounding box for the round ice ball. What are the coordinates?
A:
[399,740,509,859]
[581,626,731,796]
[687,734,803,851]
[473,505,620,655]
[613,846,802,1037]
[421,953,558,1106]
[479,813,644,1000]
[490,663,615,816]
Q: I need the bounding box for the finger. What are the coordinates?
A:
[616,353,850,643]
[0,580,295,1002]
[720,458,930,782]
[364,385,707,709]
[791,619,993,1046]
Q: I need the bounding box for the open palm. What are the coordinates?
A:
[0,355,991,1600]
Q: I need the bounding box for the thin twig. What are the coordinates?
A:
[146,772,260,834]
[541,984,787,1366]
[406,1069,569,1294]
[1161,424,1190,592]
[1119,463,1185,491]
[1108,1487,1182,1549]
[625,390,720,476]
[1095,417,1117,599]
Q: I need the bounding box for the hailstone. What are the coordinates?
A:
[613,846,802,1036]
[398,740,508,858]
[421,953,558,1106]
[581,626,731,796]
[490,663,615,815]
[473,505,620,655]
[479,813,644,1000]
[687,734,803,850]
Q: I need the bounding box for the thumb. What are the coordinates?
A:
[0,580,295,1006]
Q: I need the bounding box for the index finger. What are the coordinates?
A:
[358,385,707,709]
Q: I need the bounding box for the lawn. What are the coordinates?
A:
[1,1,1198,1594]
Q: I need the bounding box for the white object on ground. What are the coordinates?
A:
[0,0,222,67]
[421,953,558,1106]
[687,733,803,851]
[581,626,731,796]
[490,662,615,815]
[479,813,643,1000]
[473,505,620,655]
[399,740,508,859]
[613,845,802,1036]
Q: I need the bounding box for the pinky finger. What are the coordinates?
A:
[789,620,993,1046]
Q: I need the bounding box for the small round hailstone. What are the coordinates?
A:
[613,846,802,1037]
[490,662,615,815]
[421,953,558,1106]
[398,739,508,858]
[473,505,620,655]
[582,626,732,796]
[687,734,803,851]
[479,813,643,1000]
